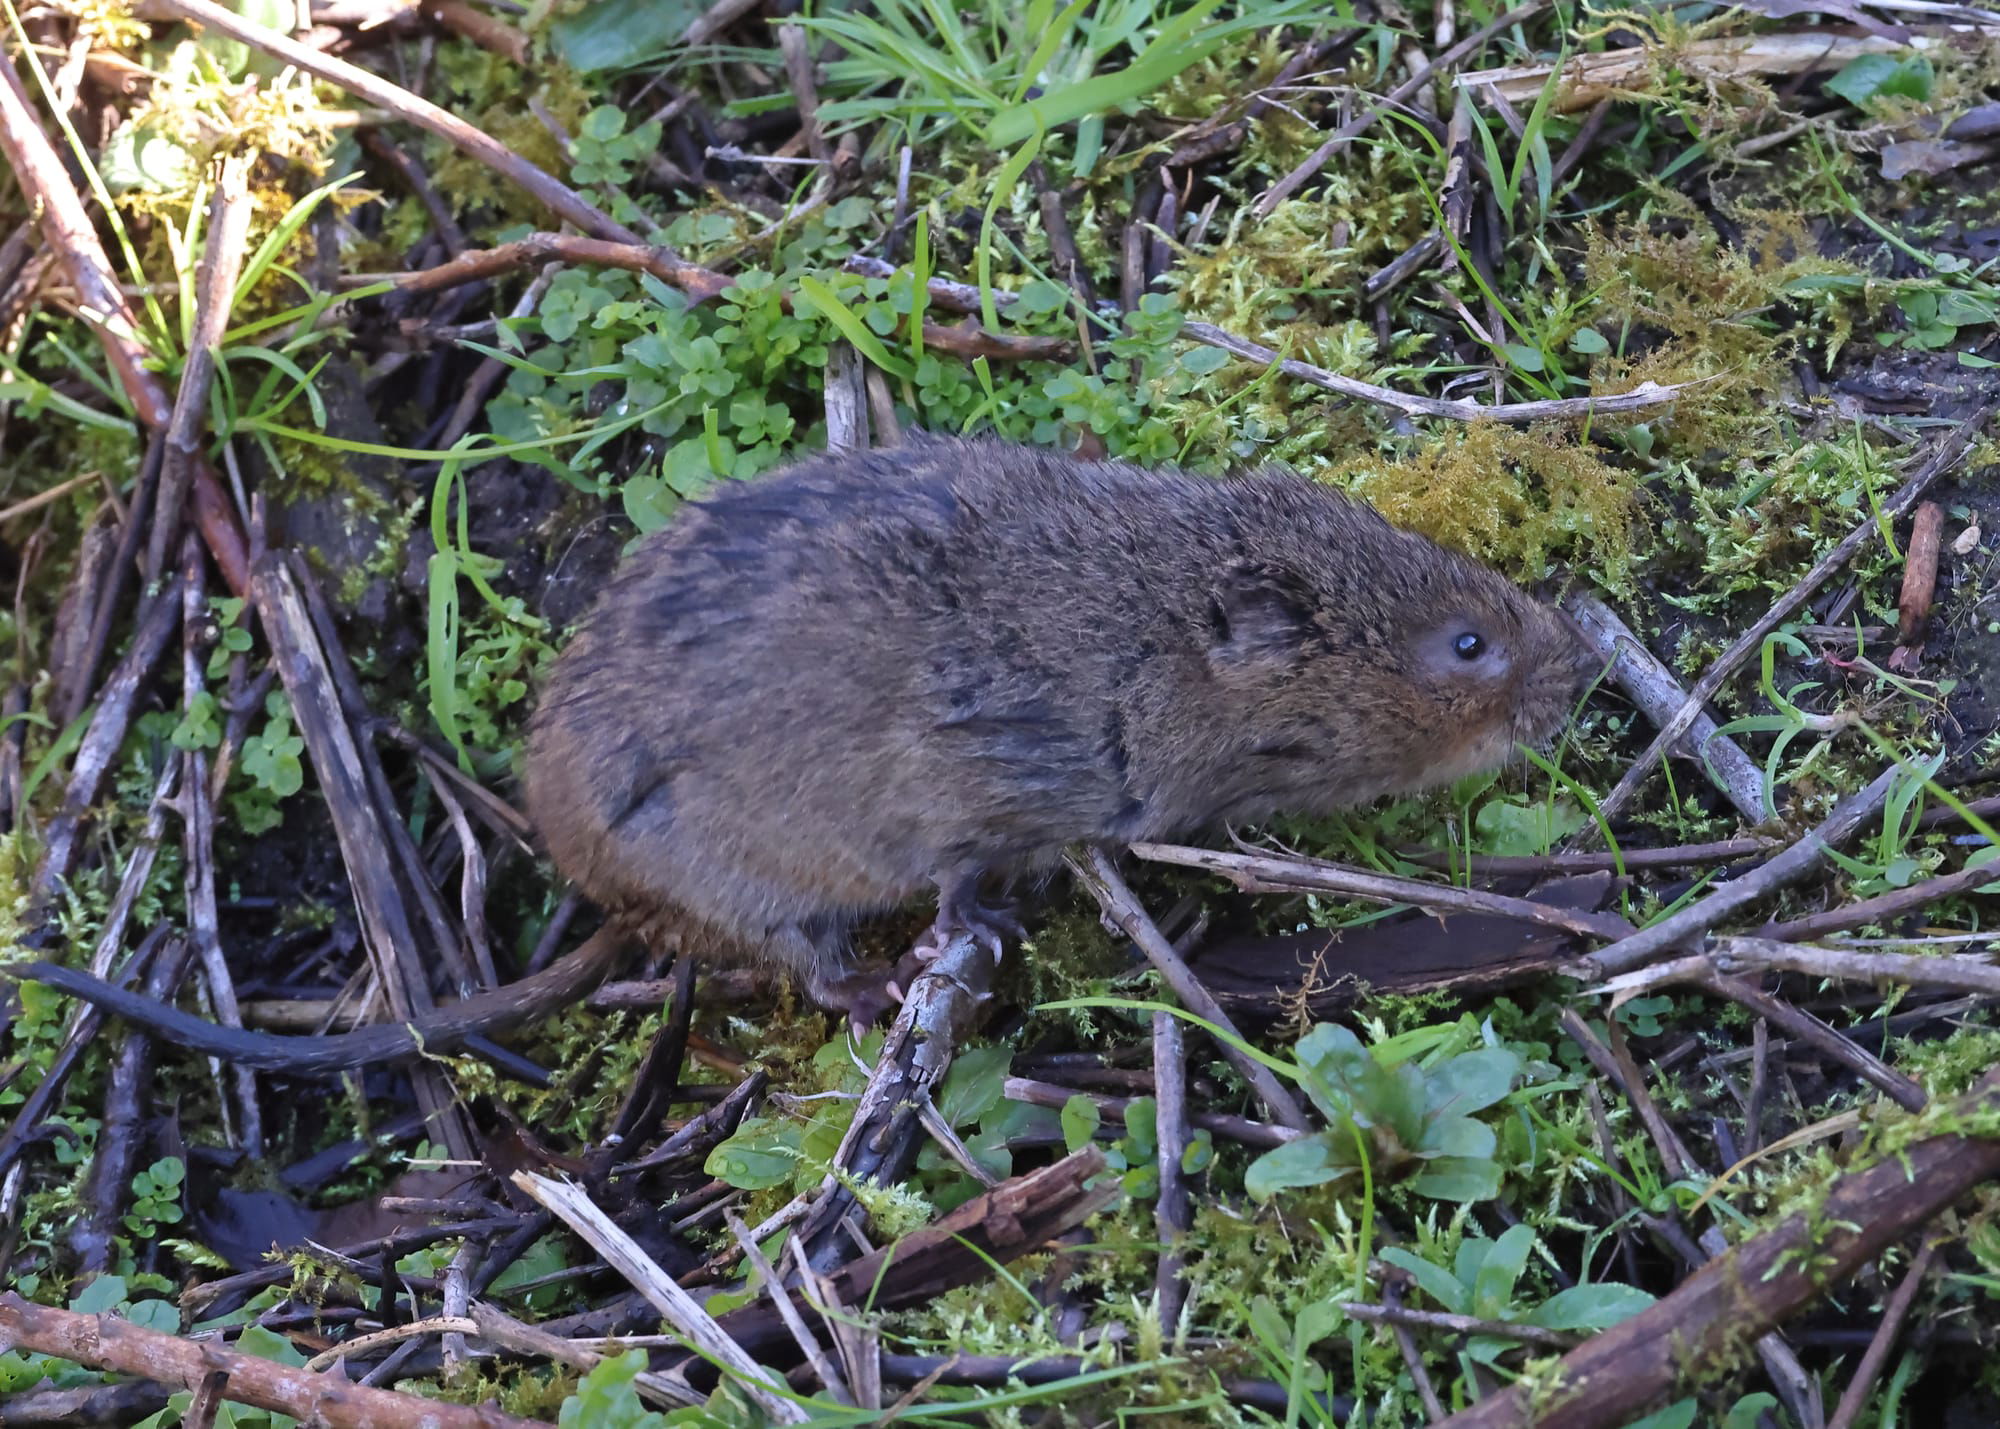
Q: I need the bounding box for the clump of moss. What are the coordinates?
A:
[1176,176,1430,342]
[1322,421,1639,582]
[1580,210,1871,447]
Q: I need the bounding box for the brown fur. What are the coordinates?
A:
[524,436,1593,1015]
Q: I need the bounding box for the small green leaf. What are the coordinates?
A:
[1826,52,1933,107]
[1527,1281,1655,1331]
[1244,1134,1340,1200]
[1060,1094,1101,1154]
[1411,1157,1504,1203]
[70,1276,128,1314]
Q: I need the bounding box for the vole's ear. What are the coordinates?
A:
[1207,561,1312,671]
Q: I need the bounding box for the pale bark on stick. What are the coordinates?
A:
[0,1293,552,1429]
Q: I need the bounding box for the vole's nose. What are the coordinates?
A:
[1553,609,1600,684]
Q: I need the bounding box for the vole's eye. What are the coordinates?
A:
[1453,632,1486,660]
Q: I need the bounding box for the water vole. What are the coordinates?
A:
[524,436,1594,1025]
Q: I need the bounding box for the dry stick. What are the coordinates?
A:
[1179,321,1690,424]
[1131,841,1636,941]
[250,564,435,1013]
[1896,500,1945,647]
[467,1302,700,1410]
[1575,763,1907,979]
[364,236,1070,364]
[1590,406,1997,831]
[31,582,183,900]
[8,925,632,1074]
[1693,959,1925,1111]
[1030,159,1094,306]
[1069,847,1312,1133]
[1431,1070,2000,1429]
[179,538,262,1156]
[1562,1011,1694,1181]
[1401,836,1773,876]
[1560,1010,1819,1426]
[1711,936,2000,998]
[719,1149,1119,1363]
[0,754,174,1177]
[359,128,470,257]
[1566,594,1767,823]
[777,23,832,166]
[421,0,530,65]
[154,0,650,248]
[1152,1009,1192,1335]
[725,1210,851,1407]
[71,935,194,1273]
[1254,1,1544,218]
[794,931,996,1273]
[1003,1077,1294,1149]
[64,437,166,729]
[1825,1238,1940,1429]
[0,1293,552,1429]
[511,1171,810,1425]
[148,154,253,589]
[1758,857,1999,942]
[1380,1279,1448,1423]
[0,50,248,594]
[1339,1300,1577,1351]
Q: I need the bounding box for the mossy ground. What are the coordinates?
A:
[2,1,2000,1424]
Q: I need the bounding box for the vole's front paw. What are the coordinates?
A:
[916,894,1024,967]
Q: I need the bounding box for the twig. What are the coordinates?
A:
[155,0,650,248]
[1889,500,1945,671]
[1604,954,1927,1111]
[1826,1238,1940,1429]
[1759,855,2000,942]
[179,539,261,1155]
[1003,1076,1293,1149]
[359,127,470,257]
[9,925,632,1074]
[71,934,195,1272]
[363,235,1069,363]
[0,53,247,592]
[1254,2,1544,218]
[1455,30,1959,114]
[1574,763,1906,979]
[1339,1300,1578,1352]
[1711,935,2000,998]
[31,582,183,901]
[792,930,996,1271]
[1430,1070,2000,1429]
[717,1149,1118,1364]
[1152,1009,1191,1334]
[777,24,831,166]
[1381,1278,1448,1421]
[148,153,253,588]
[512,1170,810,1423]
[725,1210,850,1405]
[0,1293,552,1429]
[1560,1010,1695,1182]
[1131,841,1635,941]
[1180,321,1692,424]
[466,1302,700,1410]
[421,0,529,65]
[1565,594,1767,823]
[1400,837,1773,876]
[1069,847,1312,1132]
[1590,407,1995,830]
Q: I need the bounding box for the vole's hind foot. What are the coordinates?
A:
[807,962,904,1036]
